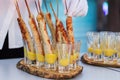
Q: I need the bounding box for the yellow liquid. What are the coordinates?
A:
[60,58,69,67]
[118,52,120,58]
[70,53,79,64]
[88,47,93,53]
[27,51,36,60]
[45,53,57,64]
[104,49,115,57]
[36,54,44,62]
[93,49,102,55]
[70,55,74,64]
[100,43,104,49]
[74,53,79,60]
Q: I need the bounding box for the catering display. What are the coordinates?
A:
[15,0,82,79]
[82,32,120,68]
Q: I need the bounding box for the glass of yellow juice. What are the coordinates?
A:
[23,39,36,66]
[69,41,81,70]
[103,32,116,63]
[117,52,120,64]
[99,31,110,61]
[115,33,120,64]
[92,32,103,61]
[57,43,72,73]
[36,51,44,68]
[87,32,95,59]
[44,43,57,71]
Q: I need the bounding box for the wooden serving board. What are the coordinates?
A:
[16,59,83,79]
[81,54,120,68]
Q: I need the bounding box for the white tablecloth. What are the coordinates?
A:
[0,56,120,80]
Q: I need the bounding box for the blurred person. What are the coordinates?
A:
[62,0,88,17]
[0,0,40,59]
[0,0,88,59]
[0,0,23,59]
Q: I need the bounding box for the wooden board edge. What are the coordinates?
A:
[81,54,120,68]
[16,59,83,79]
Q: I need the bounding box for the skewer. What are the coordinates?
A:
[56,0,59,17]
[34,0,39,13]
[65,0,75,55]
[36,1,53,54]
[64,0,72,14]
[24,0,31,17]
[43,0,56,44]
[49,2,62,43]
[14,0,35,52]
[43,0,48,12]
[64,0,68,14]
[38,0,42,12]
[68,0,72,12]
[14,0,21,18]
[50,2,69,43]
[24,0,44,55]
[50,3,58,20]
[65,0,74,43]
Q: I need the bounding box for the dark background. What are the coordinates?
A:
[97,0,120,31]
[0,34,24,59]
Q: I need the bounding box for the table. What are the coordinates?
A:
[0,58,120,80]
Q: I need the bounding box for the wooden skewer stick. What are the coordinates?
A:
[24,0,32,17]
[38,0,42,12]
[50,3,58,20]
[43,0,48,12]
[14,0,35,52]
[65,0,72,14]
[64,0,68,14]
[34,0,39,13]
[56,0,59,17]
[14,0,21,18]
[68,0,72,12]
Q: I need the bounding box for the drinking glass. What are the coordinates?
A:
[44,43,57,71]
[87,32,94,59]
[23,40,27,64]
[99,31,110,61]
[57,43,72,73]
[36,45,44,68]
[115,32,120,64]
[92,32,103,61]
[69,41,81,70]
[104,32,116,63]
[23,39,36,66]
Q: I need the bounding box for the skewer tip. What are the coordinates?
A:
[43,0,48,12]
[49,2,58,20]
[38,0,42,12]
[24,0,31,17]
[14,0,22,18]
[34,0,39,13]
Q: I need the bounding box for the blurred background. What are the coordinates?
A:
[41,0,98,53]
[43,0,120,53]
[0,0,120,58]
